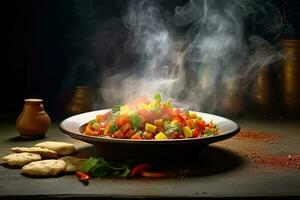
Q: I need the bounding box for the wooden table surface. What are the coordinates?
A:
[0,115,299,199]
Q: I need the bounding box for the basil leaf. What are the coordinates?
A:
[80,157,132,178]
[90,162,110,178]
[120,167,131,177]
[80,157,99,173]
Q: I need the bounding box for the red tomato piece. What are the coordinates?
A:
[161,106,174,118]
[138,110,154,123]
[97,128,105,136]
[192,128,200,138]
[196,120,206,131]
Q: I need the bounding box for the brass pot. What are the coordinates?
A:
[65,86,94,116]
[16,99,51,138]
[277,39,300,115]
[252,65,273,112]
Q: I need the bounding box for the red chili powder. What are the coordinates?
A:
[234,129,278,142]
[251,153,300,169]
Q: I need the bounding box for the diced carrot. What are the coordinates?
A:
[124,129,135,139]
[120,123,132,134]
[84,124,97,136]
[154,119,163,127]
[131,133,142,140]
[113,130,125,139]
[142,131,154,139]
[117,116,129,128]
[96,115,105,123]
[186,119,195,129]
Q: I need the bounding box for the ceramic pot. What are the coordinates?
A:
[16,99,51,138]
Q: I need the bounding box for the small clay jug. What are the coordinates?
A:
[16,99,51,138]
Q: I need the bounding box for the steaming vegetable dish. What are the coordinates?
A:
[84,94,219,139]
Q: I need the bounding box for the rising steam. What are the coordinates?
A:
[99,0,284,114]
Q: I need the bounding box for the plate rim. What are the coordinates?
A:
[59,109,240,145]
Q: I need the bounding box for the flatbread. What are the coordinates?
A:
[21,159,66,176]
[11,147,57,158]
[1,152,41,167]
[34,141,76,156]
[59,156,85,172]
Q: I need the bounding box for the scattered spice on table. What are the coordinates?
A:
[250,153,300,169]
[234,129,278,143]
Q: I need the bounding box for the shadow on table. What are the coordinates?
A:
[7,135,46,142]
[181,145,245,177]
[75,145,245,177]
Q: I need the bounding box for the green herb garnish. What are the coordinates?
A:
[130,114,141,130]
[88,119,96,125]
[112,104,122,114]
[109,123,118,133]
[153,92,161,102]
[80,157,131,178]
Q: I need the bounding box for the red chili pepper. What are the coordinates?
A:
[130,163,153,176]
[141,171,168,178]
[76,171,90,182]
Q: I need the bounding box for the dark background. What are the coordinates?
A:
[0,0,299,120]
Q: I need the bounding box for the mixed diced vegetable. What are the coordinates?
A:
[84,93,219,139]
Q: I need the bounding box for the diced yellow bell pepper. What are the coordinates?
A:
[182,126,193,138]
[145,123,157,133]
[155,132,168,140]
[120,105,131,116]
[189,111,197,119]
[140,103,150,110]
[149,100,160,111]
